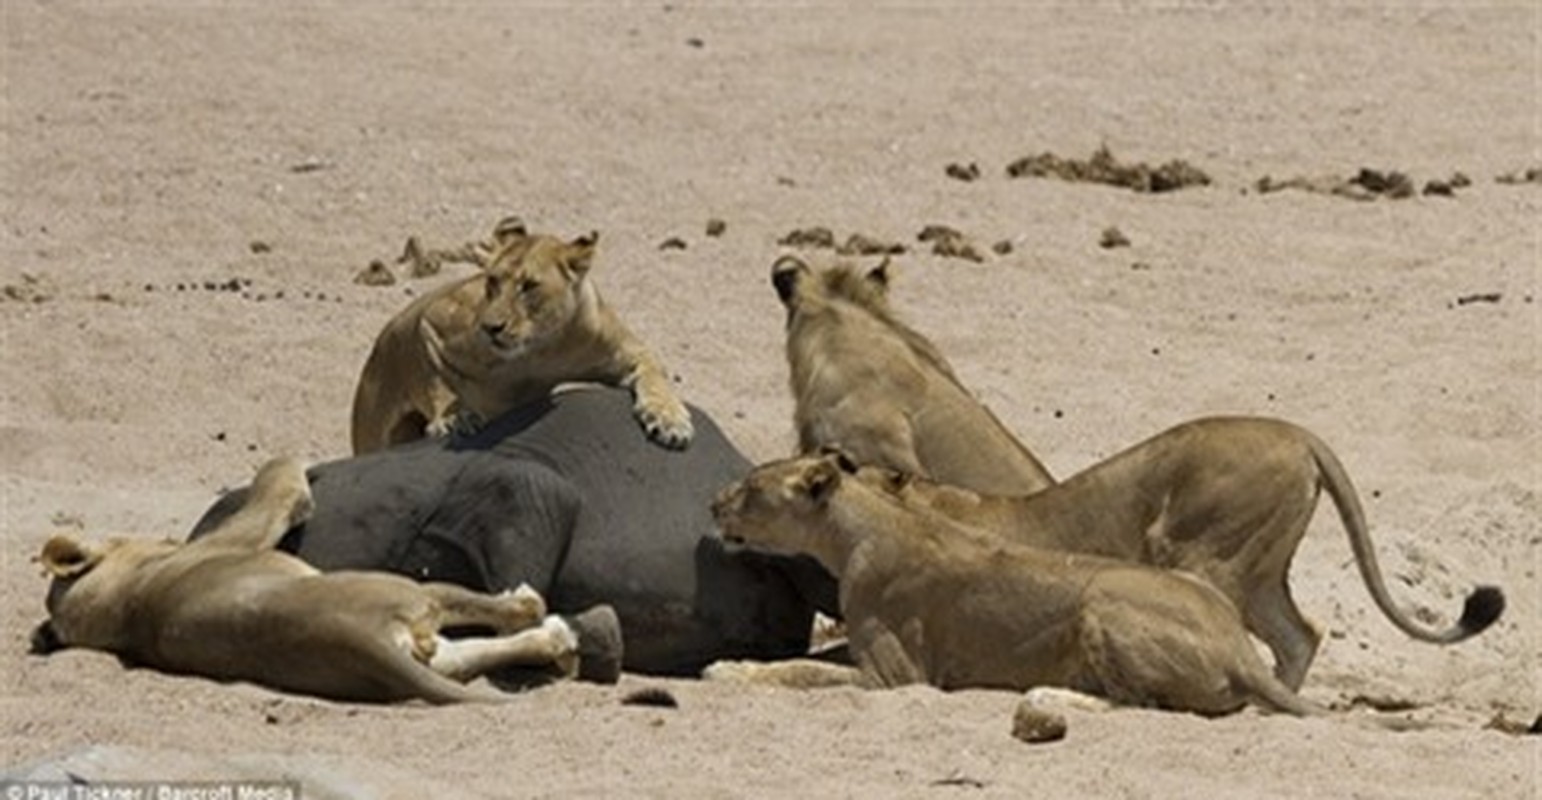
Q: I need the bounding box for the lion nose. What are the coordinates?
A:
[481,321,506,338]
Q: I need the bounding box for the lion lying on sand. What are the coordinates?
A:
[772,255,1054,495]
[849,417,1504,689]
[351,226,692,454]
[34,458,593,703]
[705,452,1327,719]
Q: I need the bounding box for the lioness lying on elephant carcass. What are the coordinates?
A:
[34,458,588,704]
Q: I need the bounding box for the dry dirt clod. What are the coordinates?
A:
[705,219,727,237]
[918,224,985,263]
[945,162,981,182]
[1005,145,1209,193]
[1099,226,1131,249]
[658,237,688,251]
[836,233,906,257]
[1495,166,1542,185]
[991,240,1014,255]
[354,260,397,287]
[778,227,836,249]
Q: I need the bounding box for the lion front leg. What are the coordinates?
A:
[702,658,865,689]
[428,615,580,683]
[619,348,694,450]
[422,582,546,634]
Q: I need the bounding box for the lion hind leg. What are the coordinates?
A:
[196,457,313,551]
[428,615,579,683]
[1243,578,1322,692]
[423,582,546,634]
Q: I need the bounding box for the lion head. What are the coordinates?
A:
[711,451,861,556]
[36,533,179,651]
[476,231,599,358]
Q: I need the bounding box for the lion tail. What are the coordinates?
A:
[1306,430,1504,644]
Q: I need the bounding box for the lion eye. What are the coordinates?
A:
[518,278,540,294]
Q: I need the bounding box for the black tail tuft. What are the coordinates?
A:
[1459,585,1505,634]
[621,687,679,709]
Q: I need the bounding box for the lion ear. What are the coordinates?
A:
[866,257,893,291]
[816,445,860,475]
[37,535,103,579]
[567,231,599,276]
[771,255,810,306]
[491,215,528,245]
[802,460,842,505]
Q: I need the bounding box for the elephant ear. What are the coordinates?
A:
[38,534,103,579]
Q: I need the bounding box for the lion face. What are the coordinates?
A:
[711,452,857,556]
[476,232,598,358]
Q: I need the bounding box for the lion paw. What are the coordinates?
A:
[498,584,547,631]
[542,615,581,679]
[428,408,486,440]
[634,398,694,450]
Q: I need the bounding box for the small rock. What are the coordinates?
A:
[289,158,329,174]
[991,240,1014,255]
[1099,226,1130,249]
[705,219,727,237]
[658,237,688,251]
[249,240,272,254]
[1011,702,1068,744]
[353,260,396,287]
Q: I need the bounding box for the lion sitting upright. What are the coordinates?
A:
[772,255,1053,496]
[351,226,693,454]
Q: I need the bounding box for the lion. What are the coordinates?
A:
[771,255,1053,495]
[33,457,593,704]
[350,228,693,454]
[844,417,1504,690]
[704,452,1331,720]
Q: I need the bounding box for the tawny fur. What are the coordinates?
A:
[351,229,692,453]
[849,417,1503,689]
[705,453,1323,718]
[772,256,1053,495]
[36,458,579,703]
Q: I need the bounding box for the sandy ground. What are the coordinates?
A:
[2,2,1538,798]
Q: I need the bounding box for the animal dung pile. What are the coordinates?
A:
[1254,168,1473,200]
[777,227,909,257]
[1495,166,1542,185]
[917,224,986,263]
[1005,145,1211,193]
